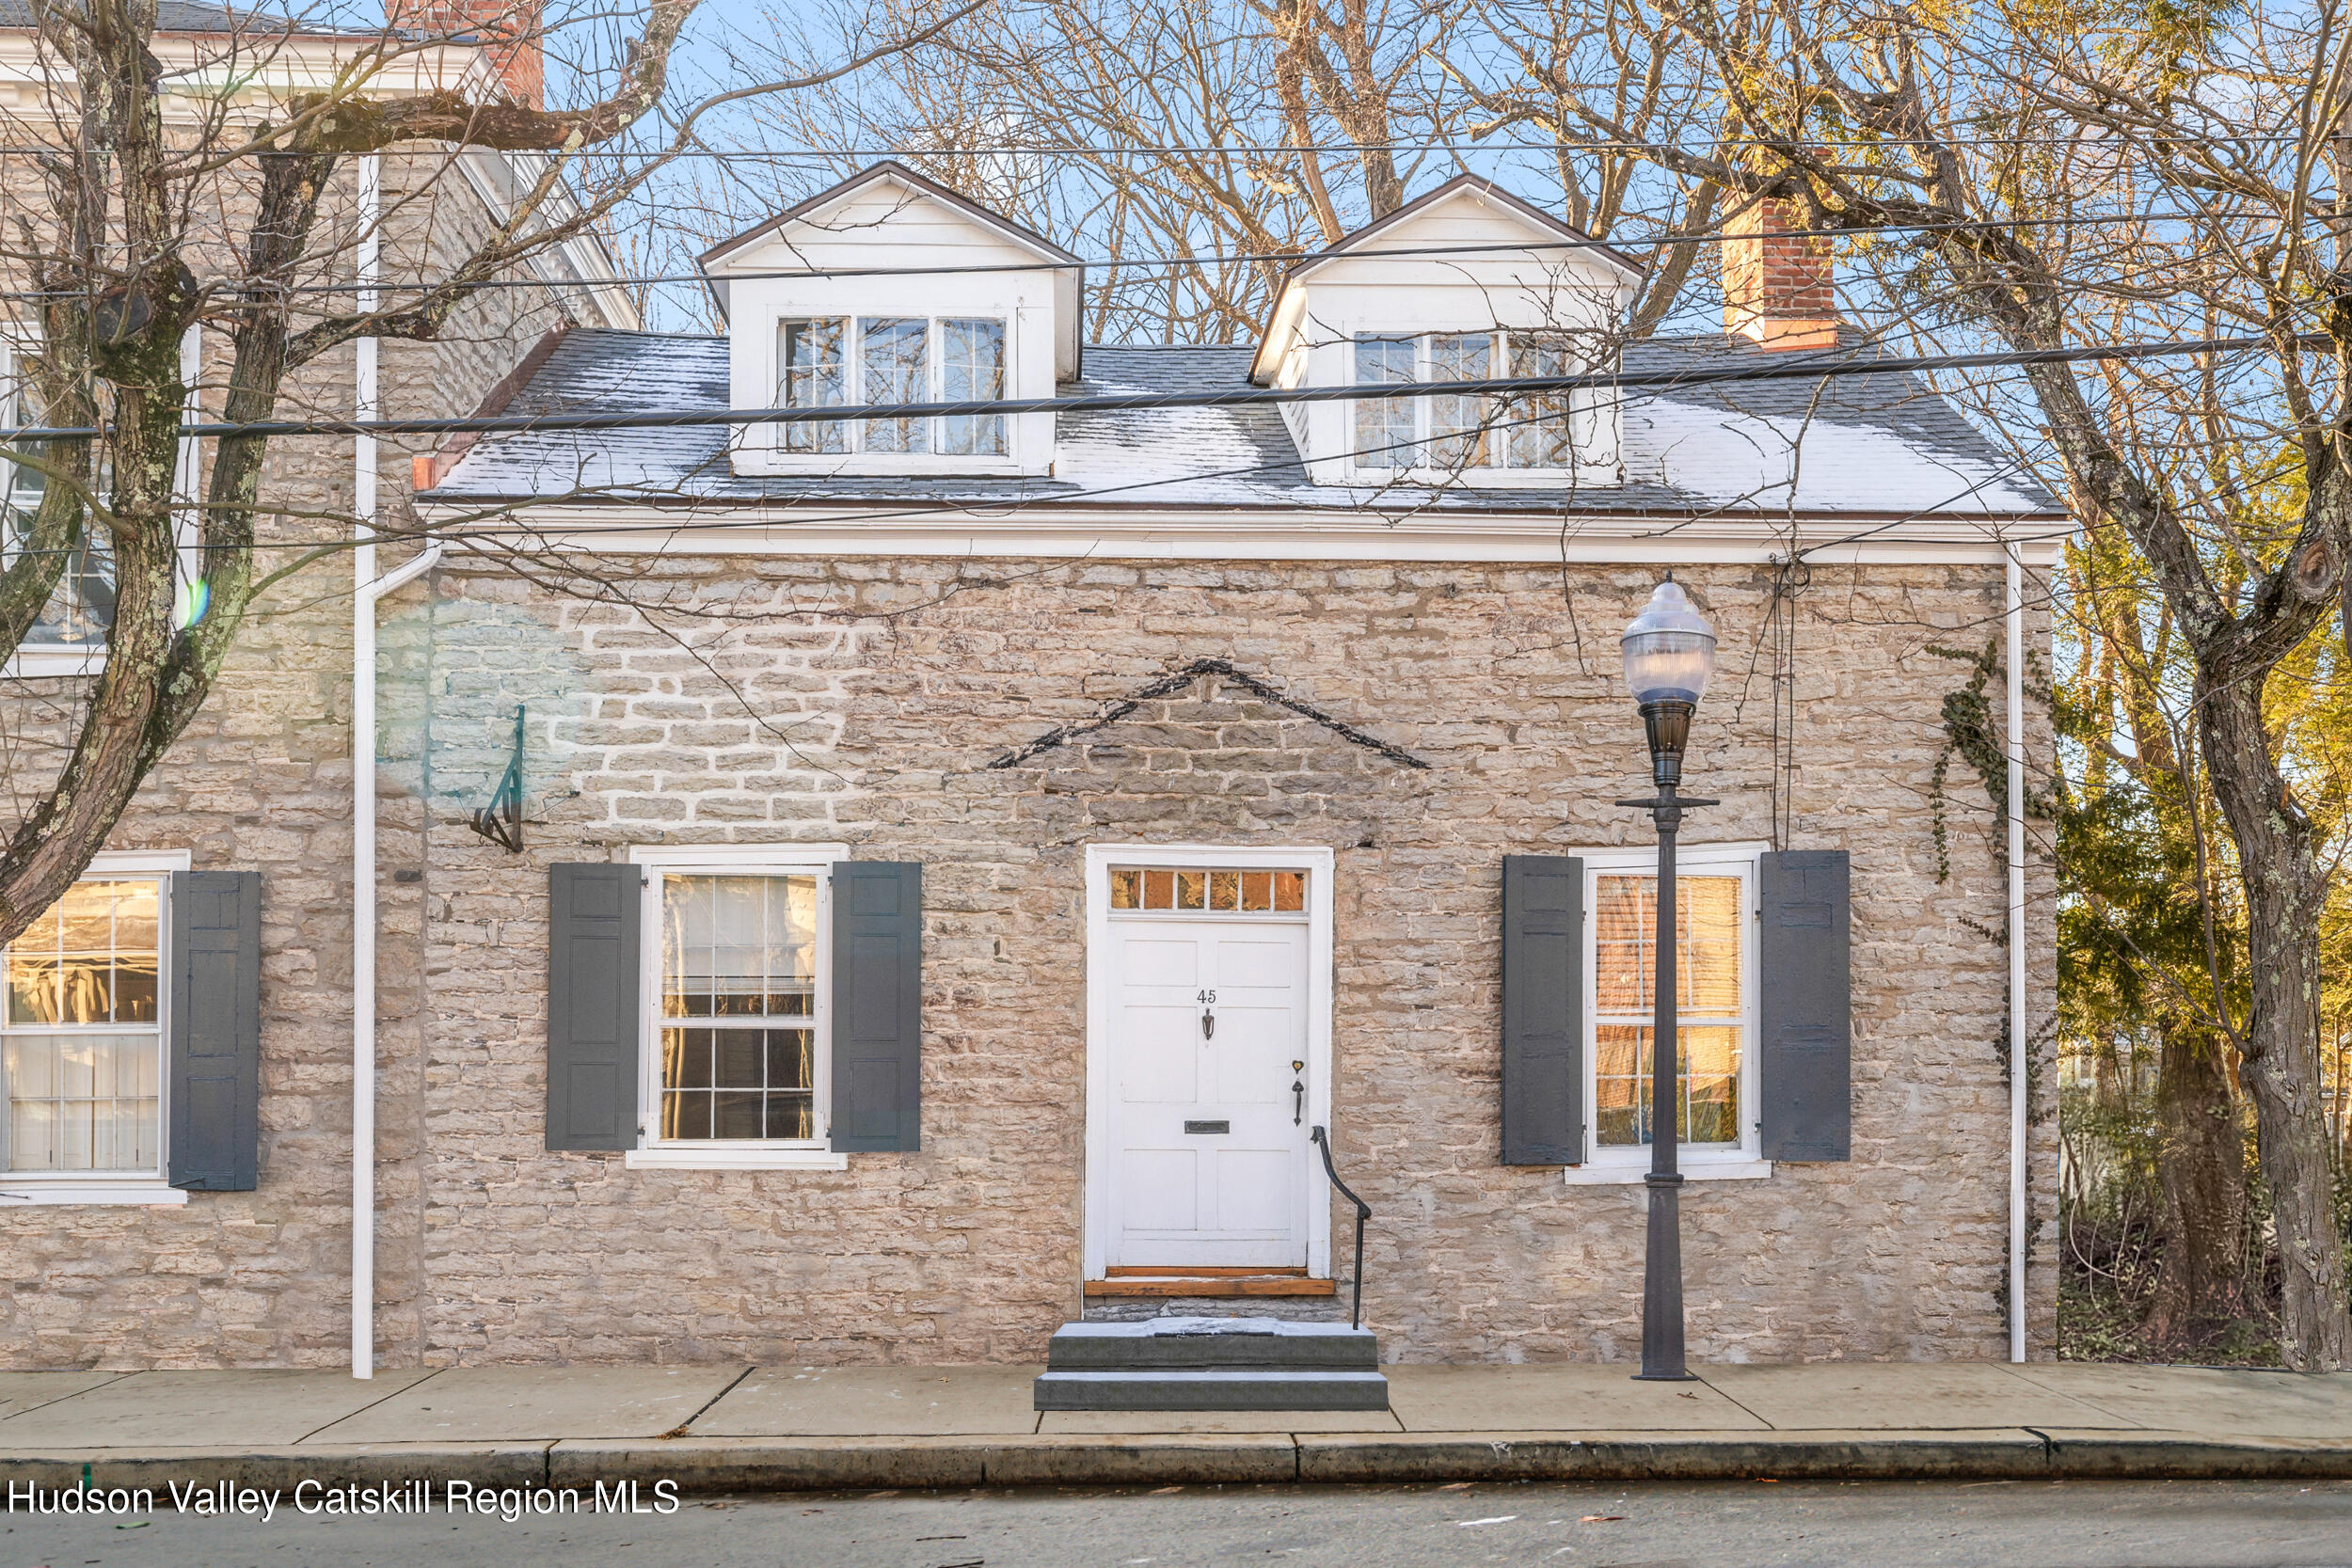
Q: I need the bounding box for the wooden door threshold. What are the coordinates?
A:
[1104,1265,1308,1278]
[1086,1274,1335,1299]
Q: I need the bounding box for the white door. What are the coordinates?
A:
[1104,916,1312,1268]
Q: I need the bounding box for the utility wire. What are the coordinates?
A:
[0,134,2332,157]
[0,332,2294,444]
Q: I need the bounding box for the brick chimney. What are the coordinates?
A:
[398,0,544,111]
[1721,195,1837,351]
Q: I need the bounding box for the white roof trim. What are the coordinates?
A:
[1248,178,1644,384]
[699,164,1079,274]
[413,499,2068,568]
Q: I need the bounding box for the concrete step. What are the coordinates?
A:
[1049,1318,1376,1370]
[1033,1369,1392,1412]
[1035,1316,1390,1411]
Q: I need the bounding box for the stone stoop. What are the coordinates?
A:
[1033,1316,1390,1412]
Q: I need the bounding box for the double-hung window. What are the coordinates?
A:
[1,340,114,657]
[628,846,847,1170]
[0,853,188,1199]
[774,315,1007,459]
[1579,844,1762,1175]
[1349,331,1586,476]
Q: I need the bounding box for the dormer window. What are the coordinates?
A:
[778,315,1008,458]
[706,162,1077,480]
[1248,176,1638,486]
[1351,331,1583,475]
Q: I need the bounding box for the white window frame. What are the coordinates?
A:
[0,328,199,678]
[1346,330,1600,485]
[1564,840,1772,1187]
[0,847,191,1206]
[759,311,1019,474]
[623,842,850,1171]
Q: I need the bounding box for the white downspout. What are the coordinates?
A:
[352,153,380,1381]
[2006,546,2028,1364]
[353,157,448,1379]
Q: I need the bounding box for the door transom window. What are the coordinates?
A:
[1108,866,1307,916]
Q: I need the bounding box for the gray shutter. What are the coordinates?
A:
[1759,849,1852,1161]
[547,863,641,1151]
[1502,855,1584,1164]
[167,871,262,1192]
[831,862,922,1152]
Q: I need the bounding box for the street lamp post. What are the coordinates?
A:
[1617,578,1718,1383]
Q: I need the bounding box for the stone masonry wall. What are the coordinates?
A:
[377,554,2058,1369]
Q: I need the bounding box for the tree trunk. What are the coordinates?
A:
[2198,671,2352,1370]
[2146,1023,2248,1341]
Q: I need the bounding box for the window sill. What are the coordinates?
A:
[728,451,1033,480]
[624,1147,848,1172]
[1562,1158,1772,1187]
[4,647,104,678]
[0,1180,188,1206]
[1334,467,1624,490]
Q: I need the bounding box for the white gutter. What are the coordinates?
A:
[352,157,448,1379]
[2006,546,2028,1363]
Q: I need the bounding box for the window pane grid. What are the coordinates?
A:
[1592,874,1743,1015]
[2,878,163,1173]
[2,364,112,649]
[1353,335,1417,467]
[859,316,931,453]
[1109,866,1306,914]
[1592,871,1744,1150]
[940,318,1006,456]
[780,317,1009,459]
[1425,333,1492,469]
[1505,334,1575,468]
[1593,1024,1742,1148]
[660,1025,815,1141]
[660,873,819,1142]
[778,318,847,453]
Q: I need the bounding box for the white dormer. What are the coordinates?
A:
[701,163,1082,478]
[1248,178,1642,488]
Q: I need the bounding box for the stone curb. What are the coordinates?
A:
[5,1430,2349,1496]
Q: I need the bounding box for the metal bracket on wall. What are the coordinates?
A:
[469,704,527,854]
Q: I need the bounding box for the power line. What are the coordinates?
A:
[0,331,2282,444]
[0,208,2257,304]
[0,134,2327,158]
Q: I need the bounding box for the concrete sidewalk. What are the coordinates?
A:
[1,1361,2347,1493]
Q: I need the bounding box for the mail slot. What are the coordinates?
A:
[1184,1119,1231,1134]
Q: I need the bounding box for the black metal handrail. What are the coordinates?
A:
[1310,1124,1372,1331]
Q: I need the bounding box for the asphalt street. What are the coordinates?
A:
[5,1478,2351,1567]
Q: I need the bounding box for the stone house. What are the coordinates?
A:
[1,61,2063,1367]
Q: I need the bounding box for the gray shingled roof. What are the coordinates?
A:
[424,328,2059,517]
[0,1,361,31]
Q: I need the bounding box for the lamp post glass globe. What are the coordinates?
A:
[1621,579,1717,789]
[1620,578,1718,706]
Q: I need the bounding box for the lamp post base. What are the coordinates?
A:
[1634,1168,1700,1382]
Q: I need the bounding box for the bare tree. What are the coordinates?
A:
[696,0,1470,342]
[1526,0,2352,1368]
[0,0,973,952]
[712,0,1740,345]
